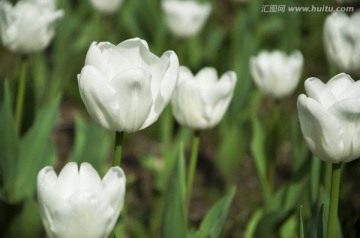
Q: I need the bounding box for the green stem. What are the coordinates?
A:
[113,131,124,166]
[15,57,28,133]
[324,162,332,194]
[327,163,342,238]
[186,130,200,213]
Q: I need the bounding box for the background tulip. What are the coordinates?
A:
[78,38,179,133]
[250,50,304,98]
[37,162,126,238]
[162,0,212,38]
[0,0,63,54]
[323,10,360,76]
[89,0,124,15]
[171,66,237,130]
[297,73,360,163]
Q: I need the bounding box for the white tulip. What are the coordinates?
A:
[297,73,360,163]
[171,66,237,130]
[323,10,360,75]
[77,38,179,133]
[37,162,126,238]
[162,0,212,38]
[0,0,63,54]
[89,0,124,15]
[250,50,304,98]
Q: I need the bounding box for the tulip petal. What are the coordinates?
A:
[79,162,103,194]
[78,65,122,131]
[208,71,237,127]
[51,192,114,238]
[141,51,179,129]
[297,94,345,163]
[37,166,58,235]
[102,167,126,210]
[325,73,354,99]
[304,77,337,109]
[56,162,79,200]
[328,98,360,161]
[196,67,218,86]
[111,68,153,132]
[85,42,108,76]
[171,80,208,129]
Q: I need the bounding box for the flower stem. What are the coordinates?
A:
[186,130,200,214]
[324,162,332,194]
[15,57,27,133]
[327,163,342,238]
[113,131,124,166]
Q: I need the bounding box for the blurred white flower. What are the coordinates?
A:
[250,50,304,98]
[162,0,212,38]
[297,73,360,163]
[78,38,179,133]
[323,10,360,75]
[0,0,63,54]
[171,66,237,130]
[37,162,126,238]
[89,0,124,15]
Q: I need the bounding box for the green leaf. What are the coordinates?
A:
[250,114,272,204]
[193,186,236,238]
[298,205,305,238]
[12,96,60,202]
[315,204,324,238]
[162,144,187,238]
[0,83,20,201]
[67,116,111,174]
[245,209,265,238]
[253,209,292,238]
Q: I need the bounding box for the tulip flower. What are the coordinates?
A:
[297,73,360,164]
[89,0,124,15]
[77,38,179,133]
[171,66,237,130]
[250,50,304,98]
[37,162,126,238]
[0,0,63,54]
[323,10,360,75]
[162,0,212,38]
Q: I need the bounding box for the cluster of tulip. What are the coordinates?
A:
[1,0,360,237]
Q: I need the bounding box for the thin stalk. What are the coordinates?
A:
[15,57,28,133]
[113,131,124,166]
[327,163,342,238]
[324,162,332,194]
[186,130,200,213]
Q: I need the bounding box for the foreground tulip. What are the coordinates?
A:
[162,0,212,38]
[323,10,360,75]
[171,66,237,130]
[77,38,179,133]
[250,50,304,98]
[89,0,123,15]
[37,162,126,238]
[0,0,63,54]
[297,73,360,163]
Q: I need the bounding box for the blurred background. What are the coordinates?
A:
[1,0,360,237]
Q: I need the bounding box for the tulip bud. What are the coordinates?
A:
[0,0,63,54]
[323,10,360,76]
[77,38,179,133]
[162,0,212,38]
[37,162,126,238]
[250,50,304,98]
[297,73,360,163]
[171,66,237,130]
[89,0,124,15]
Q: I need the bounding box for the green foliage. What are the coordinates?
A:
[192,186,236,238]
[0,83,59,203]
[162,144,188,238]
